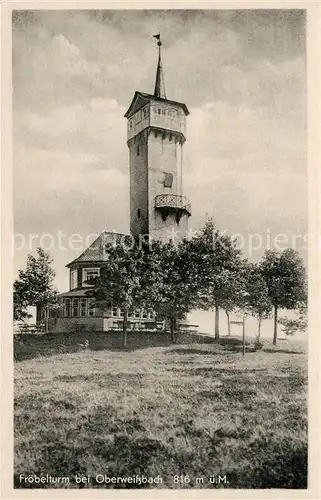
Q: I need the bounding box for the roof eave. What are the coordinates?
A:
[124,91,189,118]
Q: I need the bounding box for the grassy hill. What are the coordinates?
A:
[14,334,307,489]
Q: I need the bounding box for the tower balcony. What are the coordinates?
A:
[154,194,192,222]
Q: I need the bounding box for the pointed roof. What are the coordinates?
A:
[154,39,166,99]
[124,35,189,119]
[66,231,129,267]
[124,91,189,118]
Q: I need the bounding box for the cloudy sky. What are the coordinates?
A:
[13,9,306,292]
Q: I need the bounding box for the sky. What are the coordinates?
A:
[13,9,307,296]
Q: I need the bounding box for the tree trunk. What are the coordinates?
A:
[214,304,220,341]
[273,305,278,346]
[170,318,175,343]
[257,317,262,343]
[123,309,128,349]
[225,310,231,336]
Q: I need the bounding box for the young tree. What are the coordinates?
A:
[147,239,199,342]
[13,247,59,331]
[260,249,307,345]
[243,263,273,343]
[86,242,160,348]
[278,304,308,337]
[187,219,244,340]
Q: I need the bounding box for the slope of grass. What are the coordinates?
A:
[14,336,307,489]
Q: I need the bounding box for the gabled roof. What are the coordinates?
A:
[66,231,128,268]
[124,91,189,119]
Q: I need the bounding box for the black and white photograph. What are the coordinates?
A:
[7,6,314,493]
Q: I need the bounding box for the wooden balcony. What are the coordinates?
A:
[154,194,192,222]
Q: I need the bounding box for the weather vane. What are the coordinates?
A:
[153,32,162,47]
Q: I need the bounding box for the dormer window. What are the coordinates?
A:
[82,267,100,287]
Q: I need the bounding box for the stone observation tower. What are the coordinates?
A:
[124,34,191,242]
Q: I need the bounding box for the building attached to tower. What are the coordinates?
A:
[41,38,192,333]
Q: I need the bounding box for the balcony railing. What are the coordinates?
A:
[154,194,192,216]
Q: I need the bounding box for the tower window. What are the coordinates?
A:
[137,208,141,218]
[137,145,140,156]
[158,108,161,114]
[163,172,173,188]
[162,109,166,115]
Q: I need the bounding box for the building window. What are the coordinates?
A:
[163,172,173,189]
[70,269,78,290]
[64,298,71,317]
[80,298,87,317]
[112,307,119,317]
[134,310,140,319]
[137,145,140,156]
[142,310,148,319]
[158,108,161,114]
[137,208,141,218]
[72,298,79,317]
[88,306,95,317]
[82,268,100,286]
[119,310,124,317]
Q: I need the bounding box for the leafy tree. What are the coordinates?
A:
[147,239,198,342]
[260,249,307,345]
[13,247,59,331]
[187,219,244,340]
[243,263,273,343]
[278,305,307,337]
[86,242,159,348]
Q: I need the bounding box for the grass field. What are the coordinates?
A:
[14,333,308,489]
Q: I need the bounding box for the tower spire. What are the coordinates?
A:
[153,33,166,99]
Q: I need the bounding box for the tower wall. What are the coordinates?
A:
[147,131,186,241]
[129,130,149,239]
[126,93,190,244]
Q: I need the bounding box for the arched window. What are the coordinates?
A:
[137,208,141,218]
